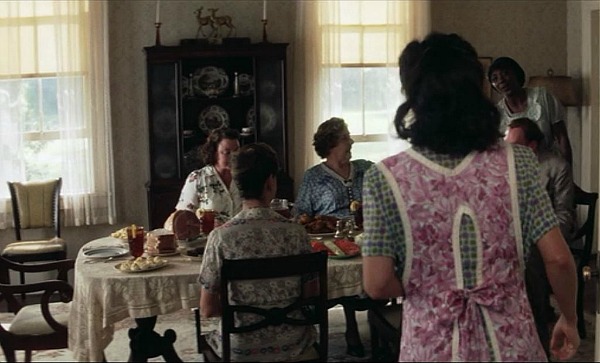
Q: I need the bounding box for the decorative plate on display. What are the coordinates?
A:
[193,66,229,98]
[260,104,278,132]
[83,246,129,259]
[238,73,254,96]
[198,105,229,134]
[246,106,255,128]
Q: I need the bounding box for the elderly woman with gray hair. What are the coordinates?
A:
[294,117,374,357]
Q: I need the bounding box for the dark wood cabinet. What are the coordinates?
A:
[144,43,291,229]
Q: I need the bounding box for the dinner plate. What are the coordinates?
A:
[114,260,169,273]
[83,246,129,259]
[193,66,229,98]
[328,251,360,259]
[308,232,336,238]
[198,105,229,134]
[238,73,254,96]
[146,250,180,257]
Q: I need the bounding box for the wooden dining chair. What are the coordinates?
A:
[2,178,66,291]
[0,256,74,362]
[367,299,402,362]
[194,251,329,362]
[569,187,598,339]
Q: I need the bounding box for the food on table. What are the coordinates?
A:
[350,200,361,213]
[299,214,338,234]
[118,256,166,272]
[310,239,360,257]
[110,227,129,240]
[172,210,202,240]
[350,200,364,229]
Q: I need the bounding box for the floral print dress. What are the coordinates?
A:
[362,142,557,361]
[198,207,316,362]
[175,165,242,220]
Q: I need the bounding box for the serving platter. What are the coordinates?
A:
[308,232,336,238]
[328,251,360,259]
[114,260,169,273]
[83,246,129,259]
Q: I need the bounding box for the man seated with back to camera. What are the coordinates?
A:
[505,117,576,358]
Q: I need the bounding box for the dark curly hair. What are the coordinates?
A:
[232,143,279,200]
[487,56,526,88]
[312,117,348,159]
[200,128,240,165]
[394,32,501,156]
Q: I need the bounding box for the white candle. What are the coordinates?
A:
[155,1,160,23]
[262,0,267,20]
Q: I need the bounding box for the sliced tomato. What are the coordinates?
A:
[310,241,335,256]
[334,239,361,255]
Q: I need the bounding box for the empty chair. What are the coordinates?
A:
[2,178,66,288]
[0,256,74,362]
[570,187,598,339]
[367,299,402,362]
[195,251,328,362]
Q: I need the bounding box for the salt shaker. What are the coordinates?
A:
[334,220,346,240]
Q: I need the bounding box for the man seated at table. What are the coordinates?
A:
[198,143,317,362]
[506,117,576,357]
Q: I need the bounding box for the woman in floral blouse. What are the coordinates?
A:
[198,143,316,362]
[174,128,242,223]
[361,32,579,361]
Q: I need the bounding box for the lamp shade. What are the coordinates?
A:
[528,68,580,107]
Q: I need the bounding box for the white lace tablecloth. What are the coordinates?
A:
[68,237,202,362]
[67,237,364,362]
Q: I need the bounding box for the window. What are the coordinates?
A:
[0,1,115,228]
[322,1,407,162]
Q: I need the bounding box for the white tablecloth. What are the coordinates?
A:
[67,237,364,362]
[68,237,202,362]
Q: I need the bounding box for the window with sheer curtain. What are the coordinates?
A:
[293,0,429,183]
[0,0,115,228]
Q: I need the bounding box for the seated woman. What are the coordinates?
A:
[198,143,316,362]
[165,128,242,233]
[294,117,373,218]
[294,117,374,357]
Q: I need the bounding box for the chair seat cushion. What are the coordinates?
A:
[2,238,65,256]
[8,301,70,335]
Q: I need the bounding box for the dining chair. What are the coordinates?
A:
[569,187,598,339]
[194,251,329,362]
[0,256,74,363]
[367,299,402,362]
[2,178,66,292]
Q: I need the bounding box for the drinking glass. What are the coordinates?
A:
[200,209,216,235]
[270,198,291,218]
[127,225,145,258]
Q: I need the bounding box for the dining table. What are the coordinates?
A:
[68,235,368,362]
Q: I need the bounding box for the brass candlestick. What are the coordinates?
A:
[154,22,162,46]
[261,19,269,43]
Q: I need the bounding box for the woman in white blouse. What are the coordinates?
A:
[173,128,242,223]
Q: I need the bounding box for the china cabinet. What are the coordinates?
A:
[144,43,291,229]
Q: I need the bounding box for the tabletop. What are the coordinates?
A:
[67,236,364,362]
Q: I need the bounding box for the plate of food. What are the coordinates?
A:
[83,246,129,259]
[110,227,129,241]
[198,105,229,134]
[299,214,338,235]
[310,239,360,259]
[115,257,169,273]
[193,66,229,98]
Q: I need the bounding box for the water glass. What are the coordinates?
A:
[270,198,291,218]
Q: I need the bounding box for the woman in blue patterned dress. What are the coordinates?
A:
[294,117,373,218]
[294,117,373,357]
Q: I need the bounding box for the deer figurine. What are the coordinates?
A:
[194,7,213,39]
[207,8,236,38]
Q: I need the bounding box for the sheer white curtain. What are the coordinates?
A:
[292,0,430,192]
[0,0,115,228]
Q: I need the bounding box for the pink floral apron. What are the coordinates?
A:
[378,144,546,362]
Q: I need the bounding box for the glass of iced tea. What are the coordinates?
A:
[270,198,291,218]
[127,225,145,258]
[199,209,216,235]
